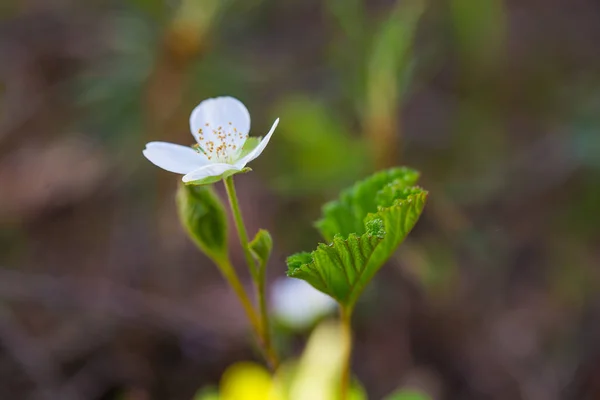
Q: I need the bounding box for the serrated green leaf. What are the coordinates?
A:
[287,220,385,303]
[317,167,420,242]
[249,229,273,275]
[176,183,228,262]
[287,168,427,307]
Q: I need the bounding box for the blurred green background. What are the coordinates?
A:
[1,0,599,399]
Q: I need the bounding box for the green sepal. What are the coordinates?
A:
[184,167,252,186]
[176,183,228,263]
[249,229,273,279]
[184,136,260,186]
[287,167,428,308]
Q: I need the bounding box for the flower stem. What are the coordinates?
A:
[340,305,353,400]
[256,256,279,369]
[223,175,279,370]
[223,176,257,279]
[215,257,262,337]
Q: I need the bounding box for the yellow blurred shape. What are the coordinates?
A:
[195,322,366,400]
[221,362,280,400]
[289,322,345,400]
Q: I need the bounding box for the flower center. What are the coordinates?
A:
[196,121,248,163]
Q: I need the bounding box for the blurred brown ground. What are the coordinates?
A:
[0,0,600,399]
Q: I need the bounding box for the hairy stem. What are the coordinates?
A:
[223,175,279,370]
[223,176,258,280]
[215,257,262,337]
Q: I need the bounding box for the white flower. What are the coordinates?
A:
[270,278,337,330]
[143,96,279,184]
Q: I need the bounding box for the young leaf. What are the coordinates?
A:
[176,183,228,263]
[316,167,420,242]
[287,168,427,308]
[287,219,385,303]
[249,229,273,274]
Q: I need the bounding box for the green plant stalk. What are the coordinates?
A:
[214,256,263,337]
[340,305,353,400]
[223,175,279,370]
[256,254,279,369]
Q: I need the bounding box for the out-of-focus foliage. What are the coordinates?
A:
[270,97,367,194]
[450,0,506,70]
[364,0,424,167]
[76,9,158,145]
[383,390,431,400]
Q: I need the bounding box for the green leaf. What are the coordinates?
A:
[287,168,427,307]
[249,229,273,276]
[176,183,228,262]
[317,167,420,242]
[287,220,385,303]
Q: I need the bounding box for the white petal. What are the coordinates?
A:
[182,163,240,183]
[234,118,279,169]
[270,277,336,330]
[143,142,208,174]
[189,97,250,151]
